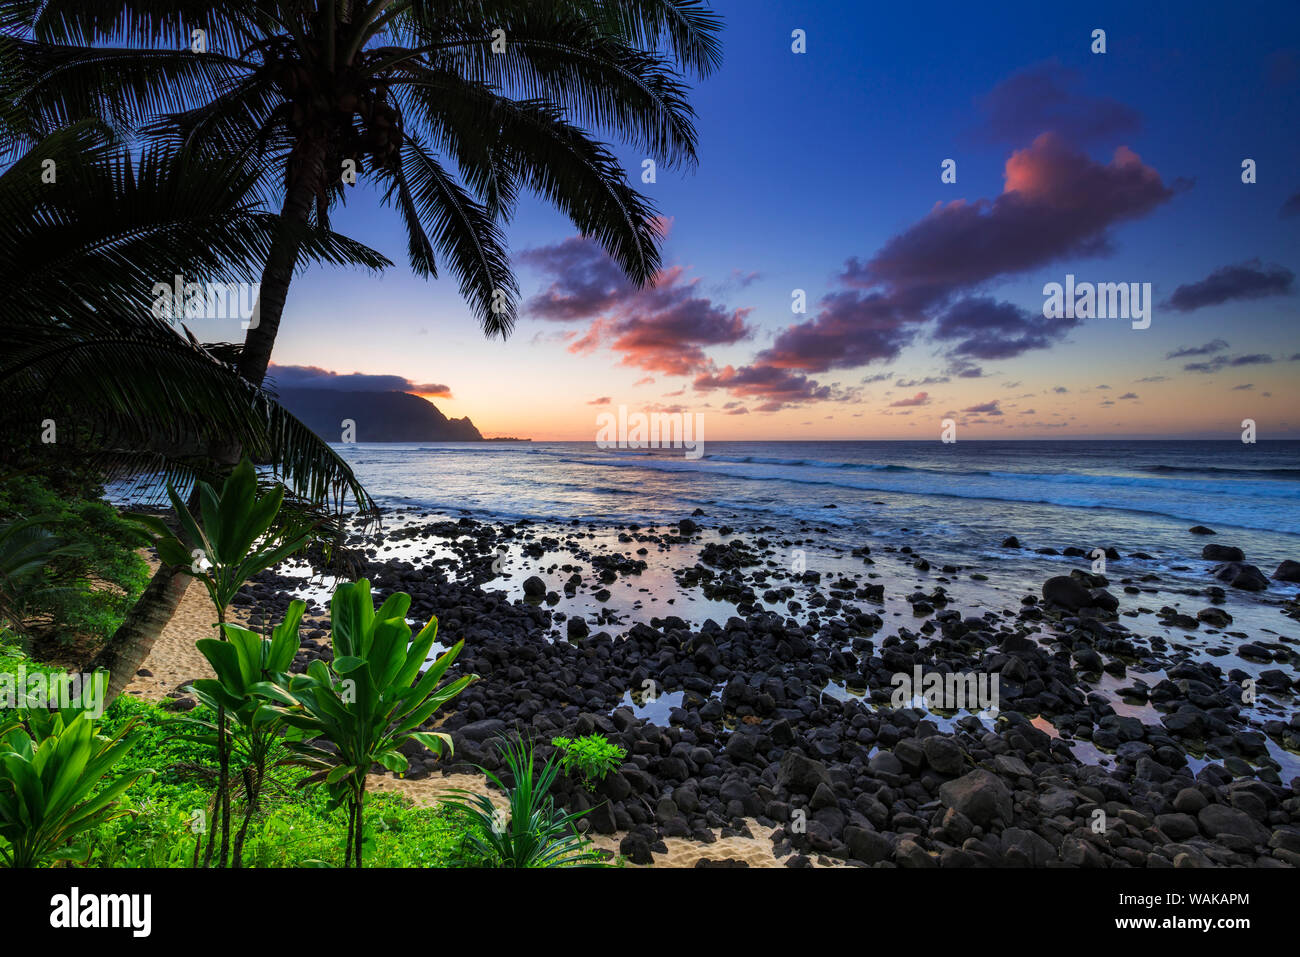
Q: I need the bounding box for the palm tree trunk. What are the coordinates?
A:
[86,563,190,709]
[238,137,328,387]
[215,142,327,858]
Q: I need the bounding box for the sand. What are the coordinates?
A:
[368,770,793,868]
[123,576,220,700]
[127,571,793,867]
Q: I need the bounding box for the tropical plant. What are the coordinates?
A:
[446,733,602,867]
[0,120,382,712]
[551,733,626,790]
[268,579,475,867]
[1,0,723,387]
[187,598,306,867]
[0,706,152,867]
[130,458,316,629]
[84,696,487,868]
[0,121,388,493]
[129,458,313,868]
[0,516,87,634]
[0,472,156,654]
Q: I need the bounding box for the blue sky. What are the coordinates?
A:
[228,0,1300,439]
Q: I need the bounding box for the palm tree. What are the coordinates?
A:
[1,0,723,385]
[0,121,387,701]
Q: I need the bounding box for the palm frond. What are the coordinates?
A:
[397,72,664,286]
[0,126,382,519]
[2,0,718,348]
[7,0,260,51]
[2,318,378,517]
[389,6,701,169]
[382,135,518,337]
[0,35,252,159]
[0,127,391,327]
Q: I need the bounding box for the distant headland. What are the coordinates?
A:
[275,388,484,442]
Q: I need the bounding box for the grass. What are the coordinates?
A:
[84,696,487,868]
[0,474,150,650]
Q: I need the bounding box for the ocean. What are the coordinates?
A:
[332,438,1300,562]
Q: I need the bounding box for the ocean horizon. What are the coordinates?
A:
[329,437,1300,536]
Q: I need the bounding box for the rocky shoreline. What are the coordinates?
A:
[221,510,1300,868]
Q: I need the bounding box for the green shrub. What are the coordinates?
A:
[131,458,315,867]
[268,579,476,867]
[446,734,604,868]
[551,734,626,790]
[186,599,307,867]
[0,623,484,869]
[87,696,484,868]
[0,476,149,643]
[0,706,152,867]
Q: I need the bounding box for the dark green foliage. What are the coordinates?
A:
[446,733,604,867]
[0,475,150,643]
[268,579,476,867]
[2,0,724,340]
[0,121,382,514]
[551,733,626,790]
[0,706,152,867]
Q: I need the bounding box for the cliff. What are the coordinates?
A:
[274,388,483,442]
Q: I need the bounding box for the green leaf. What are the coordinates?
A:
[331,655,367,674]
[410,731,453,757]
[375,750,408,773]
[268,599,306,672]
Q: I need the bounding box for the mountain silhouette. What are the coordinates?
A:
[275,388,483,442]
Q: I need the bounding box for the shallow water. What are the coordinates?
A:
[120,439,1300,778]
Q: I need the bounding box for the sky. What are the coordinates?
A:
[202,0,1300,441]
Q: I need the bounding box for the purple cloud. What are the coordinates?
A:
[520,237,632,321]
[932,296,1079,360]
[842,133,1175,310]
[269,364,452,397]
[1184,354,1275,374]
[693,364,832,411]
[1165,260,1295,312]
[1166,339,1229,359]
[976,61,1142,146]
